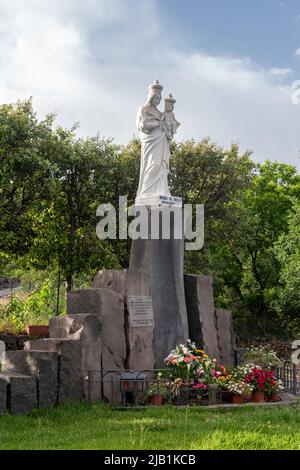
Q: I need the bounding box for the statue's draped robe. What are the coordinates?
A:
[136,104,171,198]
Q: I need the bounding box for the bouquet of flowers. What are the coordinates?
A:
[226,379,254,397]
[165,340,228,389]
[165,339,208,382]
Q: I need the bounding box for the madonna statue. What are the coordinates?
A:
[135,80,173,204]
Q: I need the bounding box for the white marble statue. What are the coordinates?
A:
[162,94,181,142]
[136,80,180,205]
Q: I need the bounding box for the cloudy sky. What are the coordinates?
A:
[1,0,300,167]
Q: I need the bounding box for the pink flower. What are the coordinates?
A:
[192,383,207,389]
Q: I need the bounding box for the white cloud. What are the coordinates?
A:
[0,0,299,169]
[295,48,300,58]
[269,67,293,77]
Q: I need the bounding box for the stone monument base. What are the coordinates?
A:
[135,194,182,207]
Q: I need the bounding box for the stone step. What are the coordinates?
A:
[24,338,83,404]
[48,314,98,339]
[49,316,74,339]
[5,350,59,409]
[0,372,37,415]
[24,337,75,352]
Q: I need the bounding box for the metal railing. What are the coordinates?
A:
[276,362,299,395]
[86,369,222,407]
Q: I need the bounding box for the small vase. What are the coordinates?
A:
[208,384,219,404]
[252,390,265,403]
[149,394,164,406]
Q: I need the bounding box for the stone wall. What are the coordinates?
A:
[0,334,45,351]
[0,271,236,415]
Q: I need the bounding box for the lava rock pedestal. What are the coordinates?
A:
[129,206,189,367]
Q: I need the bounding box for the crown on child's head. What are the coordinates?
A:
[149,79,163,93]
[165,94,176,104]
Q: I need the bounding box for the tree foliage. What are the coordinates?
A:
[0,100,299,337]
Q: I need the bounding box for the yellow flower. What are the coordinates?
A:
[202,354,208,358]
[196,349,205,354]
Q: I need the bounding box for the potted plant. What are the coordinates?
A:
[226,380,254,405]
[265,374,284,402]
[25,324,49,336]
[244,368,268,403]
[147,372,170,406]
[243,346,282,371]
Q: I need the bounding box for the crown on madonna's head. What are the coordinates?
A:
[148,79,163,93]
[165,94,176,104]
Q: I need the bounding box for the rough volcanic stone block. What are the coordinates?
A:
[63,288,128,403]
[68,314,103,401]
[127,325,155,370]
[24,338,83,404]
[5,351,58,408]
[92,270,154,370]
[58,340,83,404]
[49,316,74,339]
[0,377,7,414]
[0,373,37,415]
[93,270,126,297]
[100,291,126,371]
[215,309,235,367]
[184,275,220,362]
[67,288,103,315]
[24,339,60,352]
[10,374,37,415]
[67,289,126,372]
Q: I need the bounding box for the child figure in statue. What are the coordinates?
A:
[162,94,181,141]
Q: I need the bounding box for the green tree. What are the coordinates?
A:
[273,200,300,336]
[0,99,53,259]
[217,161,300,338]
[29,127,123,291]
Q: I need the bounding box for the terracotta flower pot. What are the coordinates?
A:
[242,392,252,403]
[267,394,281,402]
[232,395,244,405]
[149,394,164,406]
[252,390,265,403]
[25,325,49,336]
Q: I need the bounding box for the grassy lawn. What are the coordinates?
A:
[0,402,299,450]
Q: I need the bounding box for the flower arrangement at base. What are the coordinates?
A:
[225,380,254,404]
[165,339,209,382]
[165,340,229,405]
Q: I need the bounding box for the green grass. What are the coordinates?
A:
[0,402,299,450]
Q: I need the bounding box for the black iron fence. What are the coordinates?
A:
[86,369,222,408]
[86,363,299,408]
[276,362,299,395]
